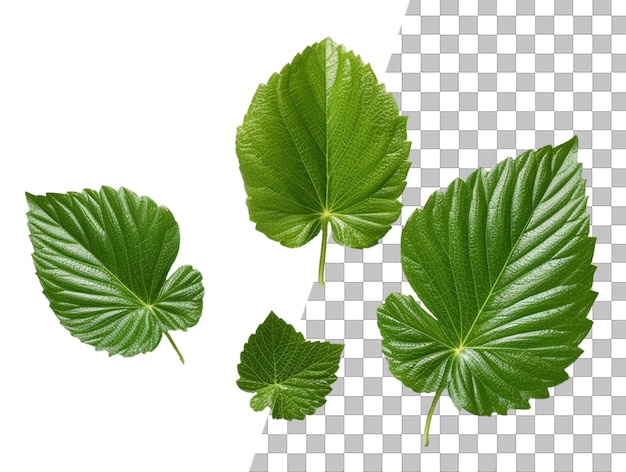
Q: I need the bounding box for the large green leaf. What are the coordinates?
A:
[236,37,410,285]
[237,312,344,420]
[377,137,596,445]
[26,186,204,363]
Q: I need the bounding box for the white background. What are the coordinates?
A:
[0,1,406,470]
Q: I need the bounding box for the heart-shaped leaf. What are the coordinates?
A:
[26,186,204,363]
[236,37,411,285]
[377,137,596,445]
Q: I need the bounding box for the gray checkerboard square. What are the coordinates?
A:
[478,454,497,471]
[251,1,625,470]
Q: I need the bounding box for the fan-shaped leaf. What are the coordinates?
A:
[237,312,344,420]
[236,37,411,285]
[377,137,596,445]
[26,186,204,363]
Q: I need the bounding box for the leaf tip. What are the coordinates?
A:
[24,191,41,210]
[320,36,336,47]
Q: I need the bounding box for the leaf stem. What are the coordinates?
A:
[163,330,185,364]
[424,386,445,447]
[318,220,329,287]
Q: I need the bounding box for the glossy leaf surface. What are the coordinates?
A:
[377,137,596,444]
[26,186,204,362]
[236,37,410,285]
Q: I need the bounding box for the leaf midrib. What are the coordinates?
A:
[318,42,399,216]
[460,155,565,348]
[323,43,331,213]
[35,199,171,332]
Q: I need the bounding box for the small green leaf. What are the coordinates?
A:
[377,137,596,445]
[237,312,344,420]
[236,37,411,286]
[26,186,204,363]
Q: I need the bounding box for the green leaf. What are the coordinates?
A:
[26,186,204,363]
[237,312,344,420]
[377,137,596,445]
[236,37,411,286]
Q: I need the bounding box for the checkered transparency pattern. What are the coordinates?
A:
[249,1,625,471]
